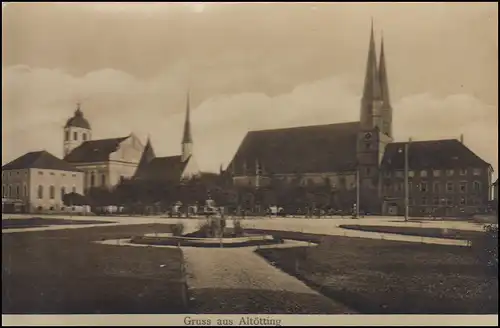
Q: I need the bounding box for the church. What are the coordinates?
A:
[2,92,200,213]
[227,24,494,217]
[63,93,200,192]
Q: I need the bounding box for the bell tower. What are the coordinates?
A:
[63,103,92,157]
[356,22,394,211]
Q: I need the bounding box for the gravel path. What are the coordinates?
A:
[182,244,355,314]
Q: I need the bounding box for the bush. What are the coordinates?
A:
[471,223,498,274]
[171,222,185,236]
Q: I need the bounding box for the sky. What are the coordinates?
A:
[2,2,498,177]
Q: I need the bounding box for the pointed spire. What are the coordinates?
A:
[182,91,193,144]
[362,20,381,102]
[379,32,391,106]
[136,136,156,174]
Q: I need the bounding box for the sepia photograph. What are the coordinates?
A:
[1,2,498,326]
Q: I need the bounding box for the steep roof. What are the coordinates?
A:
[135,137,156,177]
[134,155,189,182]
[2,151,82,172]
[64,136,129,163]
[229,122,360,175]
[381,139,491,170]
[65,106,91,130]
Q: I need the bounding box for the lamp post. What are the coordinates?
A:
[404,139,411,222]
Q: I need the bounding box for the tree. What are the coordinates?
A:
[62,192,89,206]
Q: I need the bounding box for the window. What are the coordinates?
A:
[420,182,428,192]
[365,167,371,175]
[473,181,481,192]
[446,170,454,176]
[49,185,55,199]
[396,171,404,178]
[2,185,5,197]
[433,182,440,193]
[459,169,467,176]
[433,170,441,177]
[384,183,391,192]
[73,131,78,141]
[90,174,95,187]
[7,185,11,197]
[420,170,428,177]
[72,174,77,177]
[65,131,69,141]
[50,172,55,176]
[16,171,19,175]
[72,186,76,193]
[394,183,401,192]
[15,185,20,197]
[365,143,371,150]
[421,197,427,205]
[446,198,453,206]
[384,171,391,178]
[446,182,454,193]
[61,173,66,177]
[38,185,43,199]
[38,171,44,175]
[433,197,440,205]
[459,197,466,205]
[23,184,27,197]
[101,174,106,186]
[83,133,87,141]
[61,187,66,199]
[459,182,467,193]
[473,168,481,176]
[408,170,415,178]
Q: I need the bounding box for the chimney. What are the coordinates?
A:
[459,134,464,143]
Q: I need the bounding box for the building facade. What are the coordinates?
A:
[227,23,493,217]
[2,151,84,213]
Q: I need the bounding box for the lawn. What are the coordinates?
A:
[338,224,485,241]
[2,224,188,314]
[250,229,498,314]
[2,217,115,230]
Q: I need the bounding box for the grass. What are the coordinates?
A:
[250,229,498,314]
[2,217,115,230]
[2,224,188,314]
[339,224,485,241]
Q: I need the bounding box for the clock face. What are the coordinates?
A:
[364,132,372,140]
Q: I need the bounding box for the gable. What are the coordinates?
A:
[109,133,144,164]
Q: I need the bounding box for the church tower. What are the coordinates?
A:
[63,103,92,157]
[181,92,193,162]
[356,22,394,211]
[378,34,393,138]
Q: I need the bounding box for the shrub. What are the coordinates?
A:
[471,223,498,274]
[171,222,185,236]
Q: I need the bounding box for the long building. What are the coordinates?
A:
[227,23,494,217]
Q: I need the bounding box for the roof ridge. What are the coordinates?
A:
[249,121,360,134]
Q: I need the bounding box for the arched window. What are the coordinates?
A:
[83,133,87,141]
[2,185,5,197]
[101,174,106,186]
[473,181,481,192]
[49,185,55,199]
[73,131,78,141]
[65,131,69,141]
[24,184,27,198]
[61,186,66,200]
[15,185,20,198]
[8,185,12,197]
[38,185,44,199]
[90,173,95,187]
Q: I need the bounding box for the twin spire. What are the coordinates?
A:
[362,20,391,107]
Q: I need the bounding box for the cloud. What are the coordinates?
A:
[2,66,497,180]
